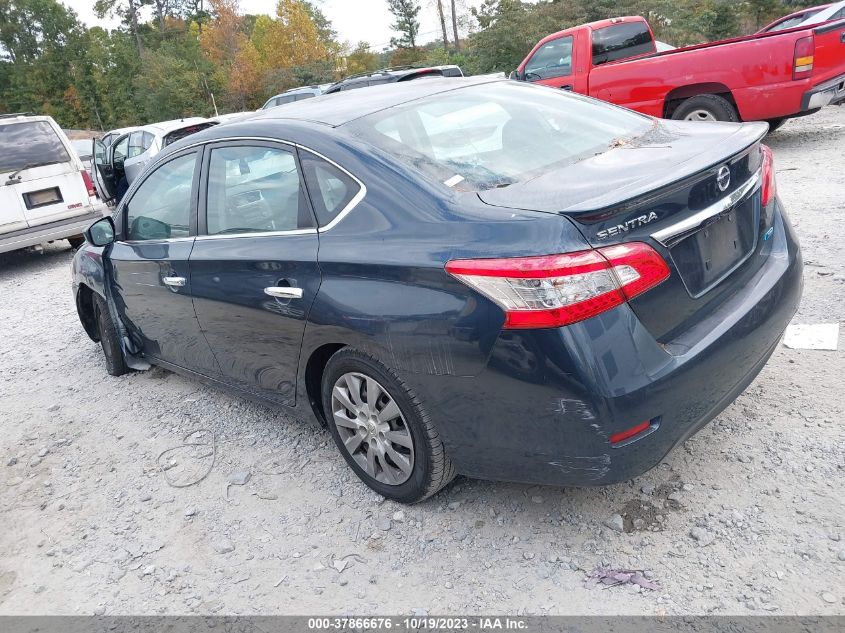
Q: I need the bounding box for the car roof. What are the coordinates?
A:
[0,114,57,127]
[253,76,503,127]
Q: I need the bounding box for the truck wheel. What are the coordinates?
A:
[321,348,455,504]
[672,95,739,123]
[67,236,85,249]
[94,295,128,377]
[766,118,788,133]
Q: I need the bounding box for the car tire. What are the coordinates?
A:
[321,348,455,503]
[67,236,85,249]
[765,117,788,133]
[94,294,128,377]
[672,94,739,123]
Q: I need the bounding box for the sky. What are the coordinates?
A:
[60,0,481,51]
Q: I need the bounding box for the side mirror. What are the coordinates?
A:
[509,70,523,81]
[84,216,115,247]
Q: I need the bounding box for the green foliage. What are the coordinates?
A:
[387,0,421,49]
[0,0,829,128]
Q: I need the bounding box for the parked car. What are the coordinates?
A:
[261,85,329,109]
[323,65,463,94]
[92,117,217,204]
[0,113,105,254]
[758,1,845,33]
[72,78,802,503]
[513,15,845,129]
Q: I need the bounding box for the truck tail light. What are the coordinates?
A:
[445,242,670,329]
[80,169,96,198]
[793,36,814,79]
[761,144,776,206]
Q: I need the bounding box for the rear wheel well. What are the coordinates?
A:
[664,83,738,119]
[304,343,347,426]
[76,284,100,342]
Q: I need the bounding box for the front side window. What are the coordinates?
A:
[112,136,129,164]
[0,120,71,172]
[524,36,573,80]
[125,152,197,241]
[300,152,361,227]
[592,22,655,65]
[349,81,653,192]
[206,145,312,235]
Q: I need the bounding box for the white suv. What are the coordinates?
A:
[0,113,107,254]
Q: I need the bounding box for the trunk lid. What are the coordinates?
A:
[478,119,772,342]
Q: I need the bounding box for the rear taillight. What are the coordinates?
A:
[761,144,777,206]
[793,36,814,79]
[80,169,96,198]
[445,242,670,329]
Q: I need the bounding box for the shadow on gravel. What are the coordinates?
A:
[764,117,844,151]
[0,242,75,277]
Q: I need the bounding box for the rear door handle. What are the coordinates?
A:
[162,276,186,287]
[264,286,303,299]
[560,84,574,91]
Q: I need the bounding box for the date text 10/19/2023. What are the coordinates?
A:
[307,617,529,630]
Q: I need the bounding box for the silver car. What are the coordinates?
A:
[92,118,216,203]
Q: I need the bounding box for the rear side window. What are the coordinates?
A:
[592,22,655,65]
[0,121,70,172]
[128,131,153,158]
[126,152,197,240]
[205,145,313,235]
[300,151,361,228]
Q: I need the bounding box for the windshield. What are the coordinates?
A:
[0,120,71,173]
[347,81,653,191]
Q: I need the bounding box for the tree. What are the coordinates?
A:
[345,41,380,75]
[94,0,148,53]
[387,0,420,49]
[449,0,460,50]
[433,0,449,49]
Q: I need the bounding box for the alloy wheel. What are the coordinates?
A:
[330,372,415,485]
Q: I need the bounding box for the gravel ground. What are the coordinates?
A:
[1,107,843,616]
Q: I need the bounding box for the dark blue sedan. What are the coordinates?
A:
[72,78,803,503]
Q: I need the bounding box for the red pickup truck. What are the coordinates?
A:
[514,15,845,129]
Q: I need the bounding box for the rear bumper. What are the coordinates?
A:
[407,202,802,487]
[0,204,107,254]
[801,72,845,110]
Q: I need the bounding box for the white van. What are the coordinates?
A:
[0,114,107,254]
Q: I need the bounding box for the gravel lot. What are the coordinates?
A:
[1,107,843,616]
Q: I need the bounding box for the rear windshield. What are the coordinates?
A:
[347,81,653,192]
[162,122,215,147]
[0,120,71,173]
[592,22,655,65]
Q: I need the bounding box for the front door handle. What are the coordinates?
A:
[264,286,303,299]
[163,276,186,287]
[560,84,574,91]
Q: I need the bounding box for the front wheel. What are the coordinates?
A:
[94,295,128,377]
[321,348,455,503]
[672,94,739,123]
